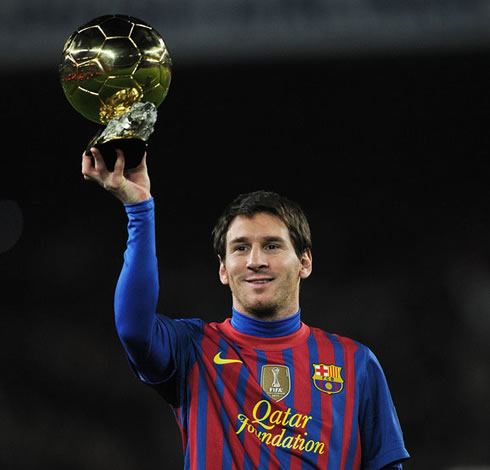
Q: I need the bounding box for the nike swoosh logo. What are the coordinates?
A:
[213,352,243,365]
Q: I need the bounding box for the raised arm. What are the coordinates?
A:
[82,147,174,382]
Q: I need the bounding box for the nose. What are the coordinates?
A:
[247,245,268,270]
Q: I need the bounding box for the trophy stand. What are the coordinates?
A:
[85,101,157,172]
[86,133,148,172]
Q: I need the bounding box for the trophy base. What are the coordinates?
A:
[86,134,147,172]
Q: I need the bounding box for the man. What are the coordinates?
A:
[82,148,410,470]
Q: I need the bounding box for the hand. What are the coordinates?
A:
[81,147,152,204]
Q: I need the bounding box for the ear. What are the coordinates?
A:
[218,255,229,285]
[299,249,312,280]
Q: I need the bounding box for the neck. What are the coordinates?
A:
[231,307,301,337]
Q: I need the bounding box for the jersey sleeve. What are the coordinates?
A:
[358,347,410,470]
[113,198,204,407]
[114,198,176,383]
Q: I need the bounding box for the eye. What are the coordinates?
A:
[265,244,279,250]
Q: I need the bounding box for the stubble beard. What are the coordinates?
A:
[243,300,280,320]
[231,280,297,322]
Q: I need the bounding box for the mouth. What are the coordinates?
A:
[246,278,273,285]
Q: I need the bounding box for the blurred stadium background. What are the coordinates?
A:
[1,0,490,468]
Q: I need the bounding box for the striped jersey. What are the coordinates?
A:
[147,315,409,470]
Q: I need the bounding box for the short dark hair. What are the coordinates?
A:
[212,190,312,260]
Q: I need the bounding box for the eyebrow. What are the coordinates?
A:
[228,236,286,246]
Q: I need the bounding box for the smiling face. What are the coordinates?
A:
[219,212,312,321]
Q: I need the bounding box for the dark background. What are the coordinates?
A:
[1,20,490,470]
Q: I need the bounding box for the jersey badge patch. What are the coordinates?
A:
[312,363,344,394]
[261,365,290,402]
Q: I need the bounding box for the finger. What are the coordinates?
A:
[81,151,97,179]
[113,149,126,176]
[90,147,108,174]
[140,152,148,168]
[133,152,147,171]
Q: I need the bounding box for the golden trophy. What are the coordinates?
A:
[59,14,172,170]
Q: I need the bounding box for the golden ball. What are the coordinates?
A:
[59,14,172,125]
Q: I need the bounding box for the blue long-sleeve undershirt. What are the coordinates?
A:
[114,197,174,382]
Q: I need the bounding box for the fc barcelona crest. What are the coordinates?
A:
[261,365,291,402]
[312,364,344,395]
